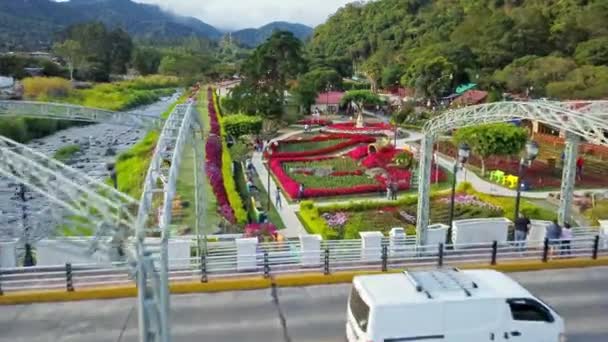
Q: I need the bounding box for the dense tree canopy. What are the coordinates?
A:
[225,31,307,117]
[308,0,608,100]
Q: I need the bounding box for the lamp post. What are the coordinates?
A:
[325,83,332,114]
[448,143,471,242]
[514,141,539,220]
[266,147,273,212]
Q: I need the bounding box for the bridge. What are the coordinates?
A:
[1,96,608,342]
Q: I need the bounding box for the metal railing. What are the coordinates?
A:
[1,231,605,295]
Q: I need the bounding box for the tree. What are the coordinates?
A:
[107,28,133,75]
[381,64,403,89]
[574,37,608,66]
[53,40,85,81]
[402,56,455,102]
[494,56,575,95]
[546,65,608,100]
[453,123,528,176]
[132,47,162,75]
[226,31,307,117]
[340,90,383,114]
[293,67,342,111]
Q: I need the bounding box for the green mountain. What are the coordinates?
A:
[0,0,222,51]
[232,22,313,47]
[309,0,608,99]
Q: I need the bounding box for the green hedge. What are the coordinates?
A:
[214,91,247,224]
[221,114,263,137]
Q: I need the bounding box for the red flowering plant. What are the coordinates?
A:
[296,118,333,126]
[244,223,278,242]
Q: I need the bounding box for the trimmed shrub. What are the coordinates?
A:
[222,114,263,137]
[22,77,72,98]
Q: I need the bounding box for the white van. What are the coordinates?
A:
[346,269,565,342]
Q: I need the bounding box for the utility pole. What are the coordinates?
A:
[17,184,35,267]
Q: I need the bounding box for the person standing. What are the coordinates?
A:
[546,219,562,258]
[391,181,398,200]
[514,213,531,251]
[576,156,584,180]
[297,184,305,202]
[561,222,573,256]
[275,186,282,210]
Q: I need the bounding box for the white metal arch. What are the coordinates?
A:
[0,136,138,255]
[416,101,608,243]
[0,100,164,128]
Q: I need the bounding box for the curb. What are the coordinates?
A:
[1,257,606,305]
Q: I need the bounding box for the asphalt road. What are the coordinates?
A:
[1,267,607,342]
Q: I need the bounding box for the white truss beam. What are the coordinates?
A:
[0,100,164,128]
[134,102,198,342]
[418,101,608,237]
[0,136,137,254]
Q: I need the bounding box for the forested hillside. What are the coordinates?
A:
[309,0,608,100]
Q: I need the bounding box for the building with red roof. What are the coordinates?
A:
[452,90,488,107]
[312,91,345,114]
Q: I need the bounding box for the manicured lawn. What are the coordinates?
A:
[278,139,348,153]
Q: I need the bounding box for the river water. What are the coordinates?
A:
[0,91,180,243]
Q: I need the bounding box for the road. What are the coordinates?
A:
[1,267,607,342]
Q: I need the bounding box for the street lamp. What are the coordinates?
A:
[325,83,333,114]
[514,140,540,220]
[448,143,471,242]
[266,147,273,212]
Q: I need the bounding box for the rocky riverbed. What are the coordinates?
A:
[0,91,180,243]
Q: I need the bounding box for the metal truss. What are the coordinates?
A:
[417,101,608,239]
[0,100,164,128]
[0,136,138,256]
[134,103,199,342]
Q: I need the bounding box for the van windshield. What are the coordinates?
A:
[349,287,370,332]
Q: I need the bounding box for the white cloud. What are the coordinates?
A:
[133,0,354,30]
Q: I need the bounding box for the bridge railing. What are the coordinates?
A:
[0,231,605,294]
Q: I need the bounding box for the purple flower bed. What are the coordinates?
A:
[205,88,236,223]
[437,194,501,211]
[322,212,348,229]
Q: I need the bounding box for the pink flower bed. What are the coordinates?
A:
[347,145,369,159]
[267,133,375,159]
[244,223,278,240]
[204,87,236,223]
[361,146,399,168]
[327,122,394,131]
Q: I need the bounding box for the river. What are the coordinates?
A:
[0,91,181,245]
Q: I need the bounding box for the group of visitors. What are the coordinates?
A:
[386,181,398,200]
[514,214,573,256]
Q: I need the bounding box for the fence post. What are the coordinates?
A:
[381,245,388,272]
[592,235,600,260]
[200,254,207,283]
[542,238,549,263]
[65,263,74,292]
[491,241,498,265]
[324,248,330,275]
[438,243,444,267]
[263,252,270,278]
[0,270,3,296]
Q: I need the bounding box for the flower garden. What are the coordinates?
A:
[267,131,446,199]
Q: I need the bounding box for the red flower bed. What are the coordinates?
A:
[296,118,333,126]
[361,146,399,168]
[347,145,369,159]
[204,87,236,223]
[327,122,394,131]
[268,134,375,159]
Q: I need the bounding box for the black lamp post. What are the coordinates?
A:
[514,141,539,220]
[447,143,471,242]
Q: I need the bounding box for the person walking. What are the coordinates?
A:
[391,181,398,200]
[514,213,531,251]
[546,219,562,258]
[297,184,305,202]
[561,222,573,256]
[275,186,282,210]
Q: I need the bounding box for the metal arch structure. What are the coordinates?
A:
[0,136,138,256]
[416,101,608,244]
[0,100,164,128]
[133,101,201,342]
[556,101,608,117]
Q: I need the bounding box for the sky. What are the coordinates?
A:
[133,0,355,31]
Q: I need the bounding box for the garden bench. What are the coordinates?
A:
[489,170,505,183]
